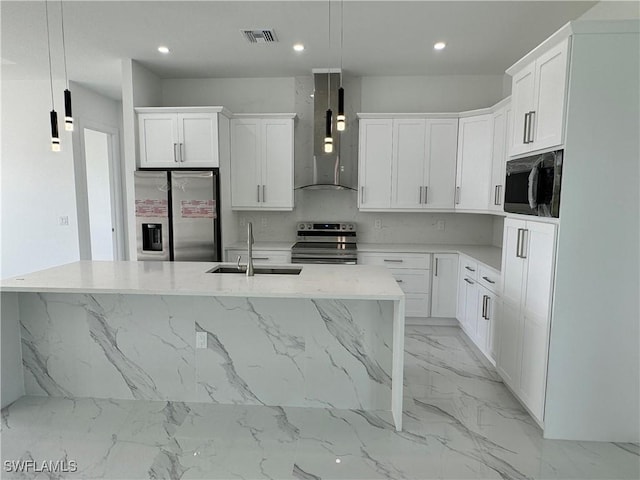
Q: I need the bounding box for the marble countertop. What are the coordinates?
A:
[226,242,294,251]
[357,244,502,271]
[0,261,404,301]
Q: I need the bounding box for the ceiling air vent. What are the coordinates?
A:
[241,29,278,44]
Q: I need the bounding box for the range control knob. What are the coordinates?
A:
[307,223,312,230]
[341,224,346,230]
[348,224,354,230]
[299,224,305,230]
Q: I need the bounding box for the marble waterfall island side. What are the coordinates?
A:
[1,261,406,430]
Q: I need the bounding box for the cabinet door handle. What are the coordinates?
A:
[520,228,528,259]
[419,186,423,204]
[528,111,536,143]
[384,259,403,263]
[465,266,475,272]
[257,185,261,202]
[516,228,523,258]
[481,295,487,319]
[482,276,495,284]
[424,186,428,204]
[435,258,438,277]
[494,185,501,205]
[464,278,474,285]
[455,186,461,205]
[497,185,503,205]
[523,113,530,144]
[361,186,365,204]
[262,185,266,203]
[179,143,184,162]
[173,143,179,162]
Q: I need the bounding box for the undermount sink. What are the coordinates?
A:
[207,266,302,275]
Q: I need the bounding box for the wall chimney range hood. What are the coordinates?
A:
[297,72,356,191]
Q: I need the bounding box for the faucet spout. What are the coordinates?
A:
[246,222,254,276]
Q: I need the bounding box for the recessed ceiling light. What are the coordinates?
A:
[293,43,305,52]
[158,46,170,54]
[434,42,446,51]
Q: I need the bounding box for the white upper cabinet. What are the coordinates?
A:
[137,109,222,168]
[359,115,458,211]
[230,115,295,211]
[509,38,570,156]
[358,118,393,209]
[455,114,493,211]
[488,100,511,212]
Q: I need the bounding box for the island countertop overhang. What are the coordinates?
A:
[0,261,405,301]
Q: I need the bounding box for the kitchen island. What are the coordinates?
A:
[1,261,406,430]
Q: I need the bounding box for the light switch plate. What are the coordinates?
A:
[196,331,207,349]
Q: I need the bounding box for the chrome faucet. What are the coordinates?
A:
[246,222,254,277]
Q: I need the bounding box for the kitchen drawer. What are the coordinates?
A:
[459,256,478,280]
[405,294,430,318]
[226,249,291,264]
[389,268,430,294]
[478,264,501,294]
[357,252,430,269]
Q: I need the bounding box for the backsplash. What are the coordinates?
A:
[233,189,496,245]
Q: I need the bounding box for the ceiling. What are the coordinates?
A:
[1,1,597,100]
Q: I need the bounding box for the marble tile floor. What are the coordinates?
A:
[1,326,638,480]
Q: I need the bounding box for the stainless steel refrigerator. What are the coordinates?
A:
[134,170,221,261]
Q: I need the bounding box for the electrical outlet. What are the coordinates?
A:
[196,332,207,349]
[59,216,69,226]
[436,220,445,231]
[374,218,381,229]
[261,217,268,228]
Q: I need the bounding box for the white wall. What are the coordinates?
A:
[1,79,80,278]
[1,293,24,408]
[121,59,163,259]
[162,77,295,112]
[545,29,639,442]
[360,75,506,113]
[578,1,640,20]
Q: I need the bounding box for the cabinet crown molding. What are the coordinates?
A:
[135,106,233,117]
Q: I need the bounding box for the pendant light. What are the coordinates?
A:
[60,0,73,131]
[45,0,60,151]
[323,0,333,153]
[336,0,346,132]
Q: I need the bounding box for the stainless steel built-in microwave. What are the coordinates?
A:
[504,150,563,218]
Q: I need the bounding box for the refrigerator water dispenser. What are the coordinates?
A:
[142,223,163,252]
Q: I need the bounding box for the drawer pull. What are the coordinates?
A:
[465,266,476,272]
[253,257,270,260]
[482,276,495,284]
[384,259,403,263]
[396,279,403,283]
[464,278,474,285]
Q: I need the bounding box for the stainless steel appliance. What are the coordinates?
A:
[291,222,357,264]
[505,149,563,218]
[134,170,221,261]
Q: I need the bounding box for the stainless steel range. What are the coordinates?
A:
[291,222,357,265]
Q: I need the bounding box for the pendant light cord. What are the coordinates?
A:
[45,0,55,108]
[340,0,343,87]
[327,0,331,108]
[60,0,69,88]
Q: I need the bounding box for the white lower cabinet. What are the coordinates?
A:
[430,254,458,318]
[358,252,431,317]
[457,254,501,363]
[496,218,557,423]
[226,249,291,265]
